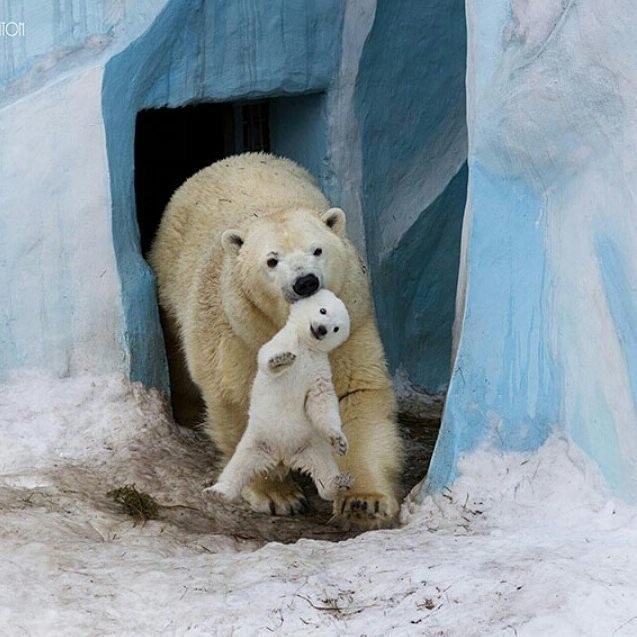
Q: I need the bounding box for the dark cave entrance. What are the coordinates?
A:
[134,101,270,256]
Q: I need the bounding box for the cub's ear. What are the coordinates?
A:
[320,207,346,236]
[221,229,244,254]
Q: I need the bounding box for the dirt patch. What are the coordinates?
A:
[2,399,441,547]
[98,409,442,544]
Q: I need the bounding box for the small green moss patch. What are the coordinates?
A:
[107,484,159,522]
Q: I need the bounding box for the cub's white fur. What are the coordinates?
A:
[204,289,354,504]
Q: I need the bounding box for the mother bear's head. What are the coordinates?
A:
[220,206,356,330]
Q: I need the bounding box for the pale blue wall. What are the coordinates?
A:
[0,1,167,381]
[0,0,167,102]
[426,165,559,492]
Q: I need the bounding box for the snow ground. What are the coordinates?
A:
[1,372,637,636]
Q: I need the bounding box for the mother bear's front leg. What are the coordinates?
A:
[330,322,404,529]
[333,386,402,528]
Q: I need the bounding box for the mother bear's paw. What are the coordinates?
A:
[241,474,309,516]
[331,492,400,530]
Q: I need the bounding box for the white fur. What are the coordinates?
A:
[204,290,354,503]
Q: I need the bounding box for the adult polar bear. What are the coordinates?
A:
[149,153,403,528]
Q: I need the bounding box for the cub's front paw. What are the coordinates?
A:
[268,351,297,372]
[330,432,349,456]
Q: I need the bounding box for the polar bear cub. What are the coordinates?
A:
[204,289,354,504]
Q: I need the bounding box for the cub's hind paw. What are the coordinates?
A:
[318,472,354,501]
[268,351,297,372]
[330,432,349,456]
[333,472,354,492]
[203,483,239,504]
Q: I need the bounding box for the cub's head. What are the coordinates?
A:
[221,207,348,324]
[288,289,350,353]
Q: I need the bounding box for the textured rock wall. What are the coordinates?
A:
[427,0,637,501]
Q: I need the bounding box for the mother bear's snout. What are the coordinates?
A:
[292,273,320,298]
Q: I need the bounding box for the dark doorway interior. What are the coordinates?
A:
[134,100,271,426]
[135,101,271,255]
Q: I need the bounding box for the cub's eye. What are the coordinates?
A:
[266,258,278,268]
[333,327,339,333]
[313,248,323,257]
[320,308,327,315]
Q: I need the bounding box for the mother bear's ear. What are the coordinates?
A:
[320,207,346,237]
[221,229,244,254]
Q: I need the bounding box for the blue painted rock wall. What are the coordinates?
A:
[0,0,167,104]
[102,0,343,390]
[426,0,637,502]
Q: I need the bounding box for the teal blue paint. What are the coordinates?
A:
[269,93,333,200]
[425,164,560,493]
[356,0,467,214]
[376,163,468,392]
[102,0,343,389]
[354,0,467,394]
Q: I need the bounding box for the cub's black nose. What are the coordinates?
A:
[316,325,327,337]
[293,273,319,297]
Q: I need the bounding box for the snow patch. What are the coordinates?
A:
[2,372,637,635]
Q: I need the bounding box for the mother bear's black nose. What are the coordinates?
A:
[293,273,320,297]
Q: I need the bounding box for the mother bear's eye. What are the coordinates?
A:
[313,248,322,256]
[320,308,327,315]
[334,327,339,332]
[266,257,278,268]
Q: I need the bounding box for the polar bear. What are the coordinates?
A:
[148,152,403,528]
[204,289,354,505]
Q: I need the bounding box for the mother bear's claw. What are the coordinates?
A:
[331,493,400,529]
